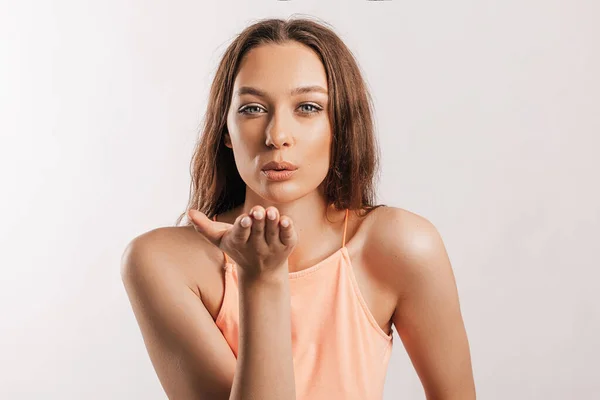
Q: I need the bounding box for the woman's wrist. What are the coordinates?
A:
[238,261,289,286]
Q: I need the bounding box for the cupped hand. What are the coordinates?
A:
[188,206,298,280]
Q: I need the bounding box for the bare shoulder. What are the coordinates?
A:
[120,225,223,301]
[120,225,237,399]
[367,207,475,398]
[366,206,442,252]
[362,206,450,297]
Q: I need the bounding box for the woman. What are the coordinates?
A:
[121,16,476,400]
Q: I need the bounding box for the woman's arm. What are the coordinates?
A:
[232,268,296,400]
[379,208,476,399]
[121,230,237,399]
[121,231,297,400]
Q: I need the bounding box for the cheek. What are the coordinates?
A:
[305,131,332,173]
[319,137,332,165]
[317,126,333,157]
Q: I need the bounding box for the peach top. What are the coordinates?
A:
[213,209,394,399]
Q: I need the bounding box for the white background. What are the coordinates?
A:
[1,1,599,399]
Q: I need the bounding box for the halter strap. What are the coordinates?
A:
[342,208,349,248]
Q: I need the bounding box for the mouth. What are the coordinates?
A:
[261,169,297,181]
[261,160,298,171]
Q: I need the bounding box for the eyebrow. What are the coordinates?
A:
[235,85,328,97]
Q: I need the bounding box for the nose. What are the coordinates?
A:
[265,110,294,149]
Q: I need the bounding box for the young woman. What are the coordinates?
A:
[121,17,475,400]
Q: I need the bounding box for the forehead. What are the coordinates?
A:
[233,42,328,96]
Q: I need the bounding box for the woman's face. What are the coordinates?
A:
[225,41,332,204]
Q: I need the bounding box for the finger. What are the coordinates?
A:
[279,216,297,247]
[249,206,266,242]
[188,209,223,246]
[264,207,280,246]
[231,213,252,244]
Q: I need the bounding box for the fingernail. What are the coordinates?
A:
[241,216,251,227]
[254,210,264,220]
[281,219,289,227]
[267,210,276,220]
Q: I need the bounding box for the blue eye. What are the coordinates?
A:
[239,105,264,114]
[239,103,323,115]
[299,104,322,114]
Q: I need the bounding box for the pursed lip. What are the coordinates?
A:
[261,160,298,171]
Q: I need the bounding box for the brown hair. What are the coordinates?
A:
[175,15,386,227]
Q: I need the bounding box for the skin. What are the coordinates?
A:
[121,41,476,399]
[222,41,340,274]
[189,205,298,400]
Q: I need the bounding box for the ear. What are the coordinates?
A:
[224,131,232,149]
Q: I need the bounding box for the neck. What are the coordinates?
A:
[233,191,347,273]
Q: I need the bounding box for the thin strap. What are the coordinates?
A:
[342,208,349,248]
[212,213,230,265]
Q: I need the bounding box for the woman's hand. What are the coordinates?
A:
[188,206,298,280]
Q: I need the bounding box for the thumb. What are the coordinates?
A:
[188,209,227,247]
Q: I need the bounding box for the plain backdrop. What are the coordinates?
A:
[1,1,599,399]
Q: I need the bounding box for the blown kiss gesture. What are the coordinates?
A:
[188,206,298,281]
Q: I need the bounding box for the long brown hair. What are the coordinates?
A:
[175,15,386,227]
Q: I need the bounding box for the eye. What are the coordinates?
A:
[238,105,265,115]
[238,103,323,115]
[298,103,323,114]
